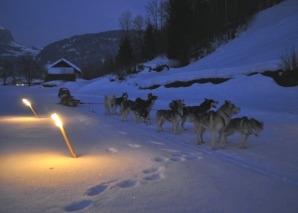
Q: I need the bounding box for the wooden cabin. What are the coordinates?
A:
[45,58,81,82]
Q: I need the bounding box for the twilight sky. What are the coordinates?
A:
[0,0,147,48]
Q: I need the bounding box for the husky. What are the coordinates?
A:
[178,98,218,130]
[156,99,184,134]
[120,99,133,121]
[123,93,158,124]
[137,93,158,124]
[223,116,264,148]
[190,100,240,150]
[104,94,116,115]
[115,92,128,114]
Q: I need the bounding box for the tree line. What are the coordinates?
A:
[0,0,284,84]
[98,0,283,79]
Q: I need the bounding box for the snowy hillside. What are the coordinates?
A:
[129,0,298,88]
[1,1,298,213]
[0,27,40,57]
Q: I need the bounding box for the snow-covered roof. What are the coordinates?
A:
[47,58,81,73]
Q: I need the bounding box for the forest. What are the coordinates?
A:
[110,0,283,78]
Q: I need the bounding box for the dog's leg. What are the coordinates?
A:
[157,118,166,132]
[196,126,204,145]
[126,109,130,121]
[223,135,228,147]
[219,130,226,149]
[157,121,162,132]
[112,103,116,115]
[173,121,179,135]
[145,116,151,125]
[181,116,187,130]
[210,131,217,150]
[239,134,249,149]
[133,112,137,123]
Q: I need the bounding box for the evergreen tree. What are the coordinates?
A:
[115,35,134,78]
[166,0,193,65]
[0,60,13,85]
[142,23,157,61]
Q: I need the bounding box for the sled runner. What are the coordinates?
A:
[58,88,80,107]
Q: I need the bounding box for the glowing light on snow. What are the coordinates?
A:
[51,113,77,158]
[22,98,39,118]
[51,113,63,128]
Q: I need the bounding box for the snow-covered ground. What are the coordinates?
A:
[1,0,298,212]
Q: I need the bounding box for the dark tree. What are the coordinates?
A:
[18,56,42,86]
[142,23,158,61]
[115,35,134,78]
[166,0,193,65]
[0,60,13,85]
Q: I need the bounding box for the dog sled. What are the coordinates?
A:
[58,88,80,107]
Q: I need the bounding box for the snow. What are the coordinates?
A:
[1,1,298,212]
[133,0,298,88]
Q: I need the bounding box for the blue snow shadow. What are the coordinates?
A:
[85,183,109,196]
[64,200,92,212]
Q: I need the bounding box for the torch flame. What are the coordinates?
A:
[51,112,77,158]
[22,99,31,107]
[51,113,63,128]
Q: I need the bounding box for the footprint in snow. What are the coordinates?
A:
[143,173,165,181]
[142,166,165,181]
[144,165,165,173]
[85,183,109,196]
[143,166,160,174]
[64,200,92,212]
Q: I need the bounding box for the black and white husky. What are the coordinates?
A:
[223,116,264,148]
[115,92,128,114]
[120,93,158,124]
[190,100,240,150]
[178,98,218,130]
[156,99,184,134]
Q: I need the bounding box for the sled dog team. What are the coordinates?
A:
[104,92,263,150]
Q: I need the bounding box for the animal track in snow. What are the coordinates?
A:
[64,199,92,212]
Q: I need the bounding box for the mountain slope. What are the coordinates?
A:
[35,30,124,68]
[133,0,298,88]
[0,27,40,58]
